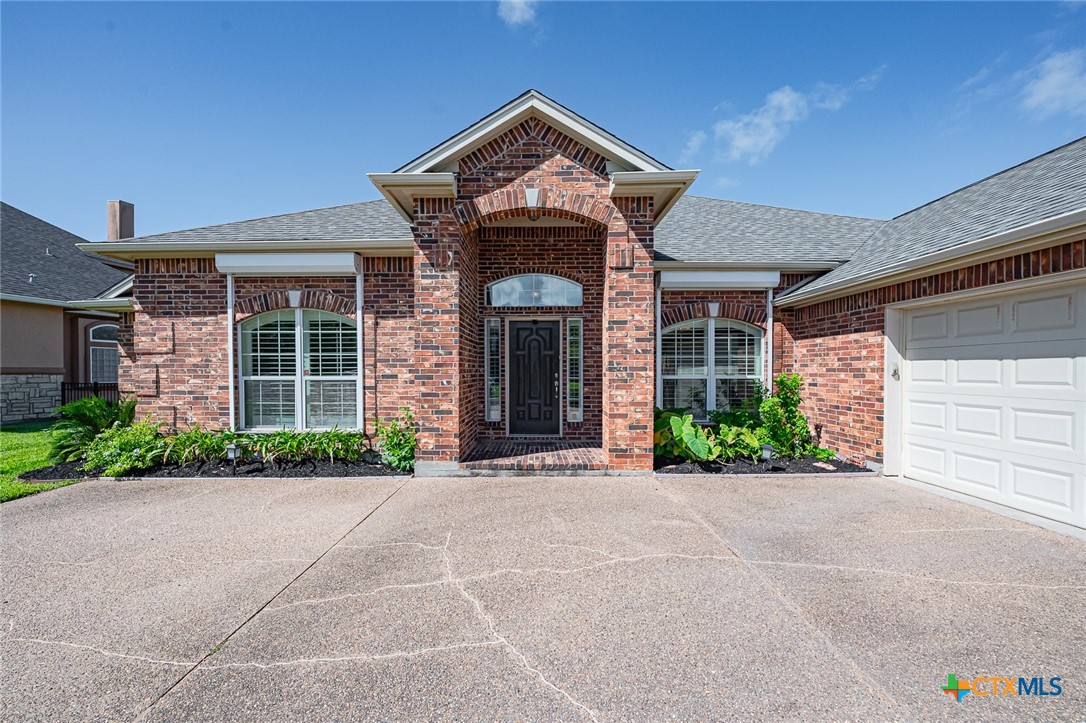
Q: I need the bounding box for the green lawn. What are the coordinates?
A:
[0,420,78,503]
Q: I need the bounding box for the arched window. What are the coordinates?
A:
[486,274,582,307]
[88,323,119,384]
[239,309,357,429]
[660,318,763,419]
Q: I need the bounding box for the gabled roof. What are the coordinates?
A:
[394,89,673,174]
[782,136,1086,304]
[656,196,883,265]
[1,202,130,303]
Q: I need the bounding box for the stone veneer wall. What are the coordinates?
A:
[0,374,63,423]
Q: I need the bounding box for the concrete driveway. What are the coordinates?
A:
[2,474,1084,721]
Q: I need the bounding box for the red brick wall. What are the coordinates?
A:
[780,239,1086,465]
[476,226,605,441]
[121,257,414,434]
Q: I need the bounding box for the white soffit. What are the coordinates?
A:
[367,173,457,223]
[659,270,781,290]
[610,170,699,223]
[215,252,361,276]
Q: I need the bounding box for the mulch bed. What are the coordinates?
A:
[17,461,101,482]
[19,458,406,481]
[655,455,870,475]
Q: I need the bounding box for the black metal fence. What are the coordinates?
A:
[61,382,121,405]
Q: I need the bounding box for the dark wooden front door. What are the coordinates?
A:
[509,320,561,435]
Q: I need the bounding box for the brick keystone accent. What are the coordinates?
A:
[453,187,615,232]
[234,289,355,317]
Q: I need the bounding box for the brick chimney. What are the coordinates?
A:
[106,200,135,240]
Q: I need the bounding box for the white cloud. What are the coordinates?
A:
[711,67,884,165]
[678,130,707,163]
[1020,49,1086,119]
[498,0,538,27]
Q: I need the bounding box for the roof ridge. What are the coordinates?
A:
[889,135,1086,221]
[682,194,885,223]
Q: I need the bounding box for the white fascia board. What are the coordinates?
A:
[396,92,671,175]
[99,275,134,299]
[68,298,132,313]
[76,238,413,261]
[659,270,781,290]
[778,207,1086,307]
[214,252,361,276]
[610,170,699,223]
[654,260,840,271]
[0,293,73,308]
[367,172,457,222]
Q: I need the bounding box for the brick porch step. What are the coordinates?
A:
[460,440,607,471]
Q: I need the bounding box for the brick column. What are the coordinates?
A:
[412,198,468,474]
[603,197,655,472]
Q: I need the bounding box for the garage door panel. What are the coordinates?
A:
[902,282,1085,529]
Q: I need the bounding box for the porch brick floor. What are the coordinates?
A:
[461,440,606,471]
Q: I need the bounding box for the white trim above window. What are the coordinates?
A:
[215,252,360,276]
[658,270,781,290]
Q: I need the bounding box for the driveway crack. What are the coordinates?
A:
[133,477,411,721]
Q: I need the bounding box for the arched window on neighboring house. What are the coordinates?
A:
[660,318,764,419]
[88,323,119,384]
[238,309,358,430]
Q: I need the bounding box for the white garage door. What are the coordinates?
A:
[903,282,1086,529]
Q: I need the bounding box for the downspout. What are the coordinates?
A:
[226,274,236,429]
[356,267,364,431]
[655,278,662,408]
[766,287,774,395]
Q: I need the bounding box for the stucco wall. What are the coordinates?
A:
[0,300,65,373]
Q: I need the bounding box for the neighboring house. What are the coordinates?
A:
[81,91,1085,529]
[1,202,133,422]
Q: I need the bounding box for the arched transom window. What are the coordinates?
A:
[486,274,582,307]
[239,309,358,429]
[660,318,764,419]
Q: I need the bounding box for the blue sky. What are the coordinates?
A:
[2,1,1084,241]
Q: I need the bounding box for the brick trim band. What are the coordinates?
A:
[234,289,356,317]
[453,187,615,232]
[662,301,767,328]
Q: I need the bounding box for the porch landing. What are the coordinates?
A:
[460,440,607,474]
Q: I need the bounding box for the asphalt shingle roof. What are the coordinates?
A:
[1,203,130,302]
[655,195,883,263]
[103,199,412,245]
[788,136,1086,299]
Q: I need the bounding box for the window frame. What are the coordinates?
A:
[87,323,120,383]
[238,308,360,431]
[485,274,583,308]
[659,317,764,420]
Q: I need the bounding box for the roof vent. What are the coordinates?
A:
[28,273,36,284]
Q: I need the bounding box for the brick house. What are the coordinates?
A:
[82,91,1085,529]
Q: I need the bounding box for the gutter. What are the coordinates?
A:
[653,260,841,272]
[777,207,1086,307]
[0,293,77,308]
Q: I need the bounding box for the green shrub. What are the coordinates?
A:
[51,396,136,462]
[84,420,164,476]
[756,374,813,458]
[654,409,720,462]
[301,428,371,463]
[707,381,766,430]
[715,424,762,463]
[164,425,242,465]
[376,408,416,472]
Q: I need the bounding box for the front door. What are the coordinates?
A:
[509,320,561,435]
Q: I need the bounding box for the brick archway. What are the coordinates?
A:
[661,301,767,329]
[234,289,355,317]
[453,187,615,232]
